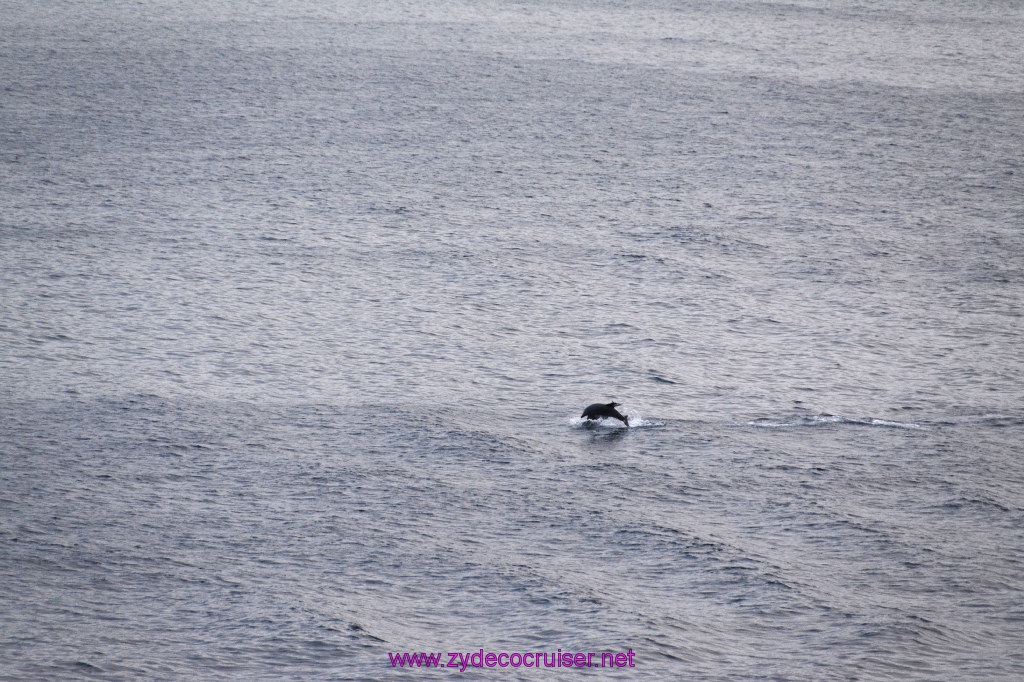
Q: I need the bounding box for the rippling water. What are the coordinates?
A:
[2,1,1023,679]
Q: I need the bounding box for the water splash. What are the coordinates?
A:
[569,409,664,429]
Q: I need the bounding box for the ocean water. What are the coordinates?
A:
[2,0,1023,679]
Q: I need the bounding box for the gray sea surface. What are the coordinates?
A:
[2,1,1023,679]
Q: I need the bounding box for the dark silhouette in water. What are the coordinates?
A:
[581,402,629,426]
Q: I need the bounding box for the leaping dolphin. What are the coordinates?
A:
[581,402,629,426]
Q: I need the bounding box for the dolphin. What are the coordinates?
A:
[581,402,629,426]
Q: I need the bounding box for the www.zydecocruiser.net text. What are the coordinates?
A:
[389,649,637,670]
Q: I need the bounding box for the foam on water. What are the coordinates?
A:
[747,415,924,429]
[570,406,664,429]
